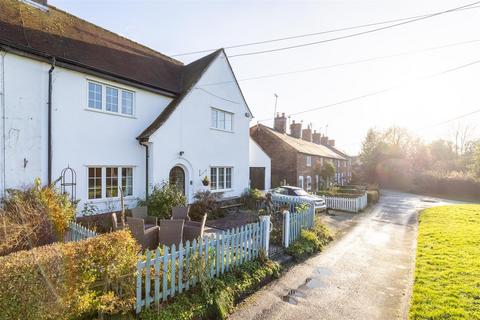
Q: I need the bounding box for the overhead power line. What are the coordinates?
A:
[171,2,480,57]
[256,57,480,122]
[199,39,480,87]
[229,1,480,58]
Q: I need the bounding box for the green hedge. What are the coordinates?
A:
[140,259,280,320]
[287,217,333,260]
[0,230,140,320]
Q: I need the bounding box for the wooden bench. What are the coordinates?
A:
[219,197,245,213]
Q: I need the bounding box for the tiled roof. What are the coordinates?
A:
[0,0,184,93]
[256,124,346,160]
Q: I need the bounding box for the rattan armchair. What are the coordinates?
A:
[126,216,159,250]
[183,213,207,242]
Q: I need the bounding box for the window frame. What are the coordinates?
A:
[306,176,312,191]
[210,166,233,192]
[210,108,234,132]
[87,166,134,200]
[86,80,136,117]
[298,176,304,189]
[306,155,312,167]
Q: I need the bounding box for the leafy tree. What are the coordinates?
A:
[315,161,336,188]
[138,181,186,219]
[359,128,385,182]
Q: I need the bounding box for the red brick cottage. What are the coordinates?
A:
[250,113,352,191]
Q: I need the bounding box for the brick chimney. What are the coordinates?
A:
[290,120,302,139]
[273,112,287,134]
[302,125,312,142]
[320,136,329,145]
[312,130,321,144]
[328,139,335,147]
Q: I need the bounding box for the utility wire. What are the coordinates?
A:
[171,4,480,57]
[256,57,480,122]
[229,1,480,58]
[199,39,480,87]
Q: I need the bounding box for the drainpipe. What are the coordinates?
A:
[140,142,149,200]
[1,51,5,198]
[47,57,55,185]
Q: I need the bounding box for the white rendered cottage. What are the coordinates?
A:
[0,0,269,214]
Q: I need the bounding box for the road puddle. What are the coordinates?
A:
[316,267,333,277]
[304,277,326,289]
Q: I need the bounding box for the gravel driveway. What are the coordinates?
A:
[229,190,457,320]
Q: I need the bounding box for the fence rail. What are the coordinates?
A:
[65,221,97,242]
[323,193,368,213]
[136,217,270,313]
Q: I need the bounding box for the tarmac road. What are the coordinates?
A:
[229,190,457,320]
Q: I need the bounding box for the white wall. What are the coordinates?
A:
[0,50,252,212]
[149,52,251,202]
[0,52,48,193]
[0,51,174,213]
[249,137,271,190]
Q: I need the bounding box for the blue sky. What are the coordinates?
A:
[49,0,480,154]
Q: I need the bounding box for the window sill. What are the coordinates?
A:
[85,107,136,119]
[210,188,233,193]
[85,196,136,203]
[210,127,234,133]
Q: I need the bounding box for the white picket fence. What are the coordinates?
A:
[65,221,97,242]
[282,206,315,248]
[323,192,368,213]
[135,216,270,313]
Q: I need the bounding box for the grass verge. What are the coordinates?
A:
[409,205,480,319]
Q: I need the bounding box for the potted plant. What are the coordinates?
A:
[202,176,210,186]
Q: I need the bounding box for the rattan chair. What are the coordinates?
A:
[183,213,207,242]
[158,219,184,247]
[130,207,158,228]
[171,206,191,221]
[126,216,159,250]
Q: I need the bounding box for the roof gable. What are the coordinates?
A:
[137,49,223,141]
[254,124,346,160]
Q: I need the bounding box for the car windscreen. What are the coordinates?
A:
[293,189,309,196]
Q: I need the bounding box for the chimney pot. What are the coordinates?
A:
[302,126,312,142]
[312,131,322,144]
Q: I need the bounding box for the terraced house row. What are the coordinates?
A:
[250,113,352,190]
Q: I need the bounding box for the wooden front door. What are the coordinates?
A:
[249,167,265,190]
[169,166,185,195]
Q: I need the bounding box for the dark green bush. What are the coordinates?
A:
[140,259,280,320]
[138,182,186,219]
[242,188,265,210]
[0,230,140,320]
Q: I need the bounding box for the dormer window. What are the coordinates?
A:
[87,80,135,116]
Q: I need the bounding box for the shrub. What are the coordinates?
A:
[367,190,379,204]
[0,230,140,320]
[287,217,333,260]
[140,259,280,320]
[138,181,186,219]
[0,180,76,256]
[242,188,265,209]
[189,190,223,221]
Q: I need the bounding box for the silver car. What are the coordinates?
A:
[271,186,327,212]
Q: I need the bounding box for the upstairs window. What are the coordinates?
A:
[87,80,134,116]
[106,87,119,112]
[306,156,312,167]
[88,82,102,110]
[211,108,233,131]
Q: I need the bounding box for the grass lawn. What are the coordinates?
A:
[410,205,480,319]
